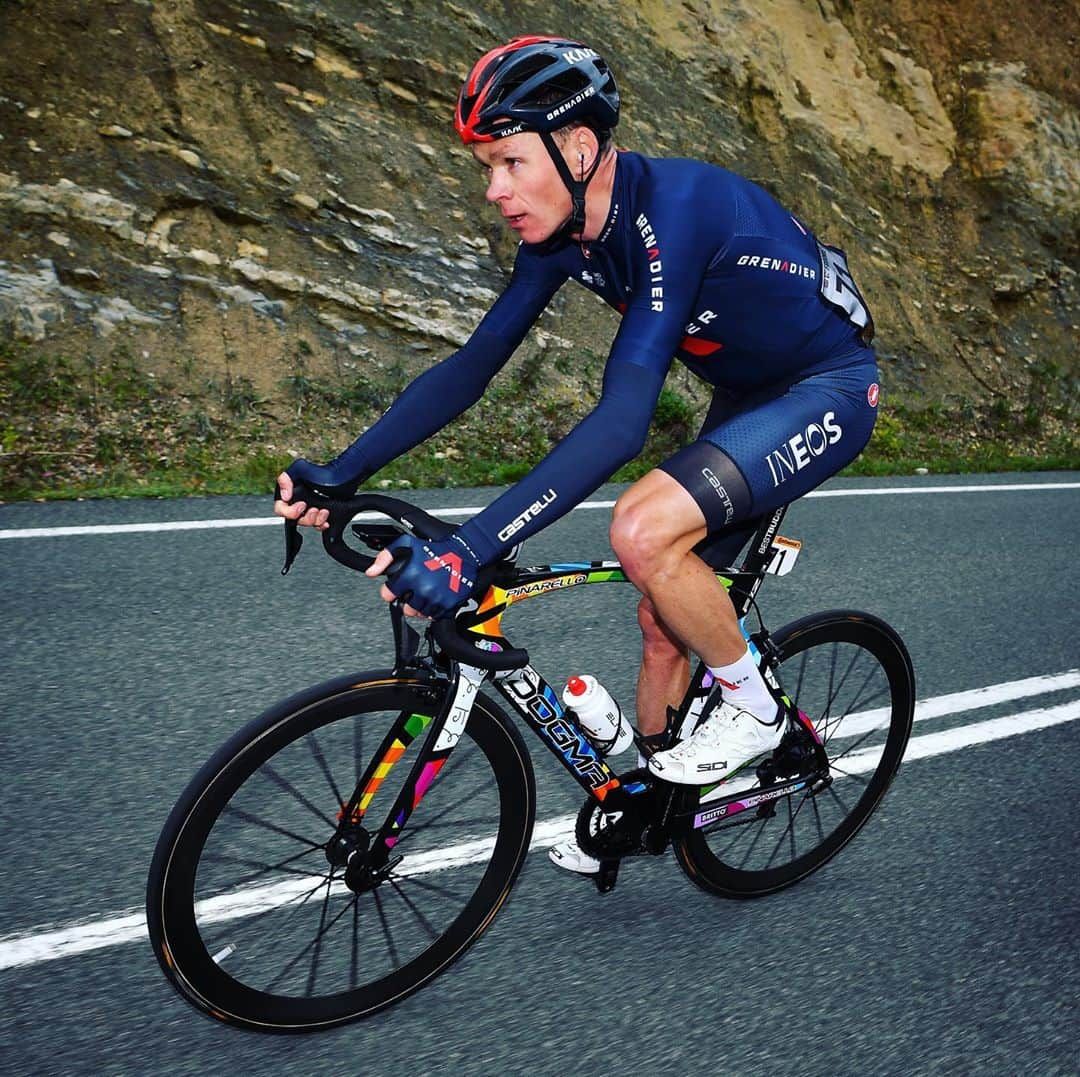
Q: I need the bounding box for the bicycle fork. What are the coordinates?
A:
[331,664,487,892]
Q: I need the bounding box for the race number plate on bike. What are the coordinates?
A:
[765,535,801,577]
[817,241,874,343]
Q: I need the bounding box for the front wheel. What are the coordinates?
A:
[147,672,535,1031]
[675,610,914,898]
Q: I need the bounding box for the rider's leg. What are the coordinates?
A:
[614,361,881,783]
[634,595,690,738]
[633,518,762,737]
[613,469,757,709]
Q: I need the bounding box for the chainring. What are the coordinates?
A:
[574,768,659,860]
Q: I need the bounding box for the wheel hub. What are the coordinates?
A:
[326,824,369,868]
[756,724,824,785]
[344,848,401,894]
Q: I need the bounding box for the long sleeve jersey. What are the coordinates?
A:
[342,151,872,564]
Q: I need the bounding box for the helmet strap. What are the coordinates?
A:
[538,129,603,241]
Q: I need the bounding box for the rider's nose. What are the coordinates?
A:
[486,172,509,203]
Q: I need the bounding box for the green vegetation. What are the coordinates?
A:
[1,341,1076,503]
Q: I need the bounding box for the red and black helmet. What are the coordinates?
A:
[455,36,620,144]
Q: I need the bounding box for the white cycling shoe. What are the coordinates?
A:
[647,700,785,785]
[548,839,602,876]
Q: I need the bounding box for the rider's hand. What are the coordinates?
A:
[274,456,369,530]
[274,469,330,531]
[366,533,481,619]
[366,548,424,617]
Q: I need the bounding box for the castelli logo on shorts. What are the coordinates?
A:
[868,383,880,407]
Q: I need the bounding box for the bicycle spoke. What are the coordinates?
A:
[824,763,871,788]
[307,732,345,808]
[199,847,329,890]
[820,644,862,741]
[220,803,325,851]
[388,871,471,905]
[810,792,825,845]
[397,814,499,835]
[790,648,809,706]
[264,881,357,995]
[305,875,335,997]
[823,641,838,733]
[733,814,770,869]
[822,780,854,818]
[350,895,360,991]
[826,723,885,762]
[700,812,764,839]
[372,886,402,972]
[354,716,364,787]
[199,873,332,952]
[824,660,884,741]
[386,878,441,942]
[390,774,499,849]
[257,763,337,827]
[834,682,892,718]
[762,791,812,869]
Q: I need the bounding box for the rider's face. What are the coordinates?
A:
[471,132,573,244]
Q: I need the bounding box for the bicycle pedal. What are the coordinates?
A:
[594,858,620,894]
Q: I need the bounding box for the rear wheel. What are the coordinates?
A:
[147,673,534,1031]
[675,611,914,898]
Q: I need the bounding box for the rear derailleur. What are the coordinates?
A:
[753,721,831,813]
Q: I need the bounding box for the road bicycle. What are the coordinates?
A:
[147,487,915,1032]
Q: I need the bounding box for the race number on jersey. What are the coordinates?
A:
[817,242,874,343]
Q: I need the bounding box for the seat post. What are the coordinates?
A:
[727,503,790,616]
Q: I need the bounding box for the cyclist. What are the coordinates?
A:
[274,36,880,876]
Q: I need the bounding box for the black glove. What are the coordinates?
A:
[384,533,481,618]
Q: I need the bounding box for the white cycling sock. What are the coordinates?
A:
[707,648,779,721]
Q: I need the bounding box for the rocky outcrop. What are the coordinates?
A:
[0,0,1076,431]
[637,0,958,177]
[961,61,1080,231]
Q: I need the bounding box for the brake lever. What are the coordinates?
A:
[390,599,423,673]
[276,482,305,575]
[281,517,303,575]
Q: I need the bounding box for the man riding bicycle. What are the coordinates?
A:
[275,36,880,877]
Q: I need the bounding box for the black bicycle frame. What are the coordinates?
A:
[342,504,796,849]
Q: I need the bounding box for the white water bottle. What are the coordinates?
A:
[562,675,634,756]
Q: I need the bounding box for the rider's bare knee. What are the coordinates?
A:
[610,497,666,582]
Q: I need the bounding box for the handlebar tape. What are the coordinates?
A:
[279,483,529,671]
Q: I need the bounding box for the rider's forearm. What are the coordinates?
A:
[319,269,564,486]
[455,362,665,564]
[346,328,510,476]
[307,325,517,488]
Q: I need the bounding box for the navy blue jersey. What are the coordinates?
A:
[348,152,875,564]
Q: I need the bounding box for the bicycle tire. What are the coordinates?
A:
[147,671,535,1032]
[674,610,914,898]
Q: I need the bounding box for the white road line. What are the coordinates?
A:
[1,675,1077,971]
[824,670,1080,743]
[1,482,1077,539]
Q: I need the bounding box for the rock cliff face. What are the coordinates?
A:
[1,0,1077,483]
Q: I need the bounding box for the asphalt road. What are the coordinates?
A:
[1,473,1078,1076]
